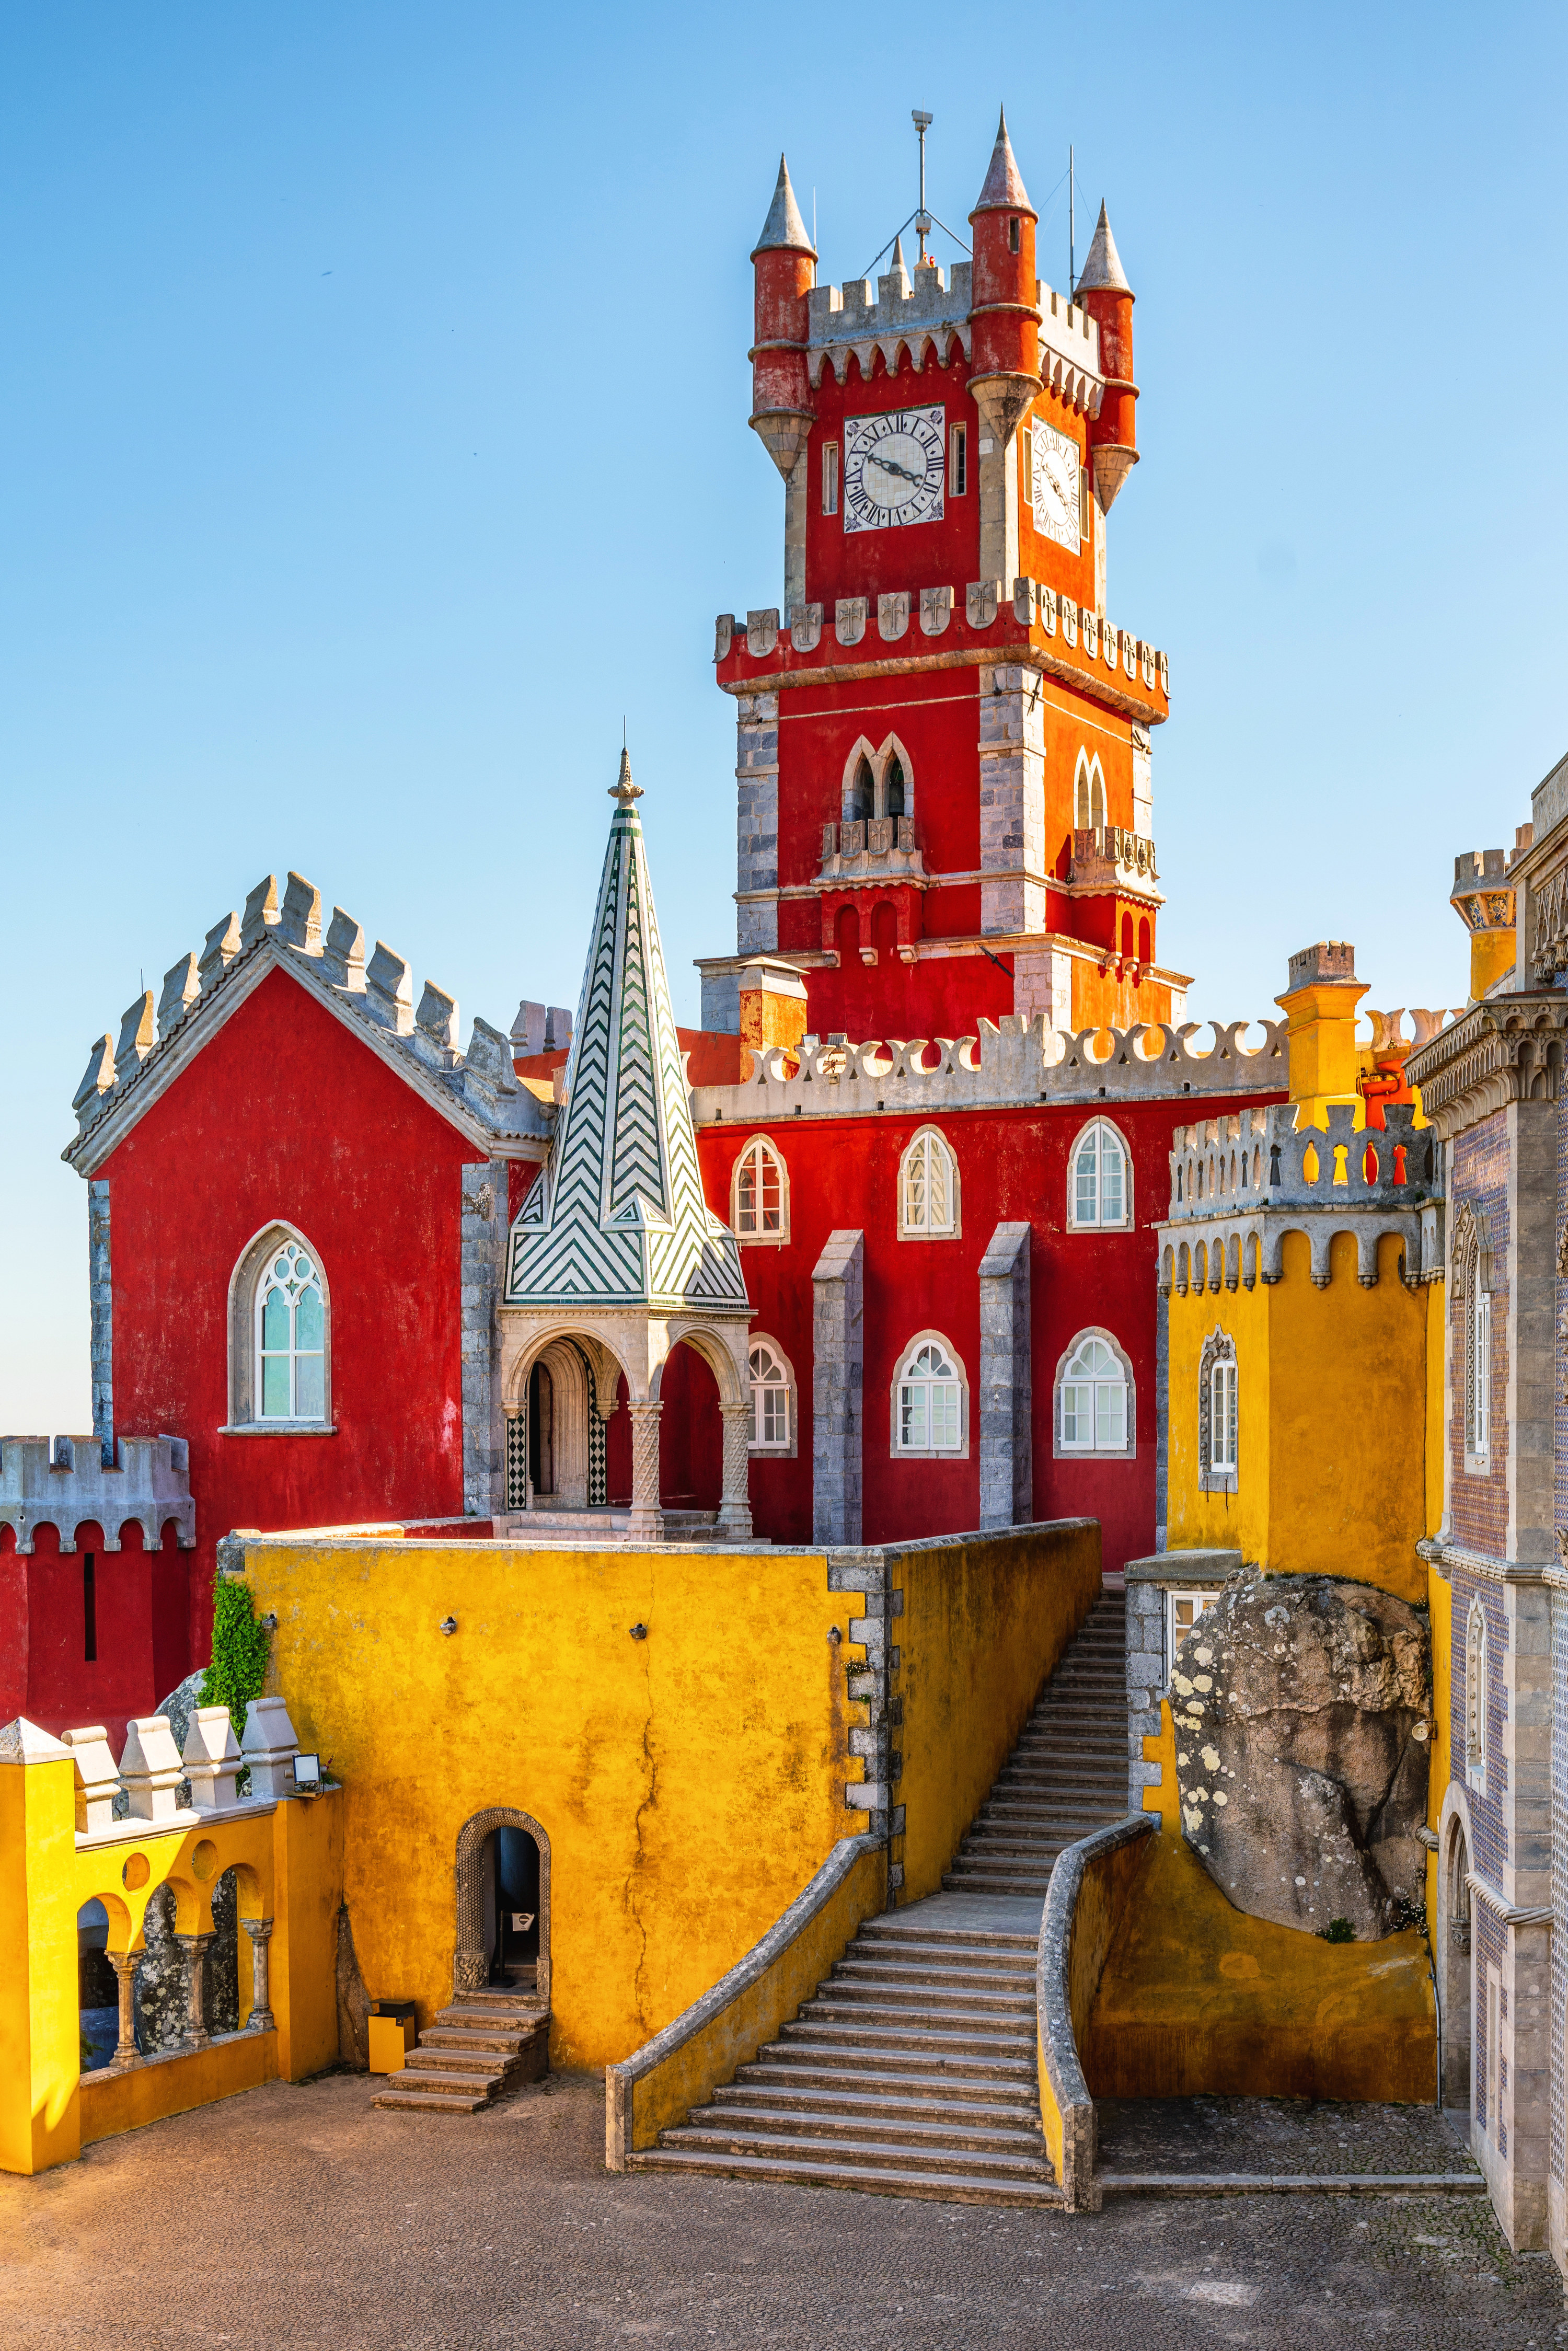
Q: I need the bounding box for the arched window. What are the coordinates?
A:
[1054,1329,1135,1459]
[1198,1328,1238,1492]
[886,755,906,818]
[898,1125,960,1240]
[732,1136,789,1243]
[227,1223,332,1430]
[1073,748,1106,831]
[1465,1597,1488,1792]
[892,1332,967,1457]
[748,1338,796,1455]
[850,755,874,822]
[257,1241,326,1419]
[1068,1118,1132,1230]
[1463,1232,1491,1463]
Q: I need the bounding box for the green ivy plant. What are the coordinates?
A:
[199,1577,271,1739]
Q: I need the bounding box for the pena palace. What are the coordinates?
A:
[1,114,1294,1751]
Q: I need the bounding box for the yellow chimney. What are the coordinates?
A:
[737,958,809,1052]
[1451,828,1529,1001]
[1275,941,1367,1128]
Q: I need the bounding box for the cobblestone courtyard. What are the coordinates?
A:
[1,2072,1562,2350]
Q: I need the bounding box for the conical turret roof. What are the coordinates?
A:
[503,760,748,1313]
[1075,201,1131,296]
[972,107,1032,214]
[754,155,815,257]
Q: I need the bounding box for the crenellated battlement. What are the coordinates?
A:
[690,1012,1286,1127]
[0,1433,194,1555]
[63,870,552,1170]
[804,262,1103,415]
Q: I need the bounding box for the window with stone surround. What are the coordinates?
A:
[1054,1328,1136,1459]
[1457,1208,1493,1471]
[747,1338,797,1456]
[1466,1597,1488,1794]
[898,1125,960,1240]
[892,1332,968,1458]
[1197,1328,1238,1493]
[822,441,839,517]
[950,423,967,496]
[732,1136,789,1244]
[226,1222,332,1432]
[1167,1588,1220,1672]
[1067,1116,1132,1230]
[1073,748,1106,831]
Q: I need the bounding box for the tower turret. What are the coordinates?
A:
[966,109,1042,452]
[750,156,817,486]
[1075,201,1138,514]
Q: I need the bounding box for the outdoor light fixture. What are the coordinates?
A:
[259,1612,278,1632]
[827,1626,843,1645]
[629,1622,648,1641]
[292,1753,321,1790]
[440,1616,458,1637]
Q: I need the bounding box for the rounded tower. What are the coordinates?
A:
[750,155,817,484]
[1075,201,1138,513]
[966,108,1042,448]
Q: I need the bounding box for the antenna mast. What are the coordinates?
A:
[912,110,933,266]
[1068,142,1075,296]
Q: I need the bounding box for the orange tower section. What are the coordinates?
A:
[700,121,1184,1048]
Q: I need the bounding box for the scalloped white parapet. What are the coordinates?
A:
[690,1013,1286,1126]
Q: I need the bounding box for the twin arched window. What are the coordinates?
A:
[748,1338,795,1453]
[1073,748,1106,831]
[899,1126,959,1239]
[228,1223,331,1429]
[1055,1329,1135,1458]
[733,1136,788,1243]
[842,735,913,827]
[1068,1119,1132,1229]
[893,1333,967,1456]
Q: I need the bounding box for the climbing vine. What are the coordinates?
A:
[199,1576,270,1738]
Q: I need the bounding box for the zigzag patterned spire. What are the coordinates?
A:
[504,760,748,1311]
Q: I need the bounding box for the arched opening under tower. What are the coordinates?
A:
[658,1339,724,1523]
[454,1808,551,2001]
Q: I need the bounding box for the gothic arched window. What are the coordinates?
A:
[850,755,874,822]
[228,1223,332,1429]
[886,754,906,818]
[898,1125,960,1240]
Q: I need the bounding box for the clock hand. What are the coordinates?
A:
[867,452,928,489]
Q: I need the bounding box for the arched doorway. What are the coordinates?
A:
[453,1808,551,2002]
[505,1339,610,1513]
[1443,1818,1472,2108]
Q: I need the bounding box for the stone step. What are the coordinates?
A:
[399,2063,501,2098]
[831,1958,1036,1993]
[724,2078,1044,2135]
[942,1873,1055,1898]
[779,2016,1033,2062]
[811,1979,1035,2018]
[420,2025,528,2054]
[373,2084,490,2114]
[402,2046,509,2078]
[628,2145,1062,2208]
[856,1922,1038,1954]
[688,2099,1045,2156]
[660,2120,1054,2185]
[797,1995,1035,2036]
[754,2039,1037,2085]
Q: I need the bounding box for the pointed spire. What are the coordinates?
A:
[883,234,912,297]
[754,154,814,257]
[973,106,1032,214]
[609,746,642,808]
[1075,201,1131,296]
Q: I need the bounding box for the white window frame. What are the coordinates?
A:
[1210,1359,1238,1472]
[1197,1327,1238,1494]
[225,1221,334,1433]
[897,1124,960,1241]
[731,1134,790,1245]
[890,1330,969,1460]
[747,1335,797,1457]
[1066,1115,1133,1230]
[1053,1327,1136,1460]
[1166,1587,1220,1673]
[822,440,839,517]
[949,422,967,496]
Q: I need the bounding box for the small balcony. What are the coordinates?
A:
[1069,825,1160,895]
[818,816,927,885]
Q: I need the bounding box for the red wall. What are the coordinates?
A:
[90,965,480,1715]
[699,1088,1285,1568]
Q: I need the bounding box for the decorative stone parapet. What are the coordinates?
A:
[1069,824,1159,897]
[0,1433,194,1555]
[693,1013,1286,1131]
[817,817,926,886]
[183,1707,243,1812]
[239,1698,301,1802]
[62,1725,120,1833]
[119,1716,185,1822]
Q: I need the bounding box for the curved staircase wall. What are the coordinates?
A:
[1036,1811,1156,2209]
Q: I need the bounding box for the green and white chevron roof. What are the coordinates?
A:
[504,769,749,1313]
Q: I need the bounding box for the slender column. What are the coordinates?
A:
[175,1932,214,2050]
[107,1951,140,2070]
[626,1402,664,1540]
[242,1917,275,2032]
[716,1403,754,1538]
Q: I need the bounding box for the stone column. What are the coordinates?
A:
[977,1221,1032,1530]
[812,1229,864,1546]
[626,1402,664,1540]
[242,1917,275,2032]
[977,663,1047,937]
[176,1932,214,2050]
[107,1952,140,2070]
[735,692,780,957]
[716,1403,754,1538]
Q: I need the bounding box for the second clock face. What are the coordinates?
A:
[1031,420,1080,552]
[843,406,946,533]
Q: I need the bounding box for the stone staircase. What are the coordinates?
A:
[372,1985,549,2113]
[942,1585,1127,1899]
[628,1586,1129,2204]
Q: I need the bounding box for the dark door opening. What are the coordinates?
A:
[528,1363,554,1497]
[481,1825,541,1988]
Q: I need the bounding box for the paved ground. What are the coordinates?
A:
[1098,2094,1478,2179]
[1,2070,1561,2350]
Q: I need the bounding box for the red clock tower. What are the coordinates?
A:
[700,115,1179,1047]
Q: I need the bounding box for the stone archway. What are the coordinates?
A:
[1442,1813,1472,2108]
[453,1807,551,2003]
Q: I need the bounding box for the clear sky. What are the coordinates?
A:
[3,2,1566,1431]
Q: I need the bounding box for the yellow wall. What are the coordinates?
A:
[894,1523,1102,1901]
[1116,1705,1435,2102]
[241,1536,871,2070]
[0,1752,80,2176]
[1168,1230,1428,1602]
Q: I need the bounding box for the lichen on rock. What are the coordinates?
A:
[1170,1569,1432,1940]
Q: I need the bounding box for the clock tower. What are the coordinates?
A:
[700,115,1181,1048]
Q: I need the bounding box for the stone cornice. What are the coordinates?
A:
[1403,991,1568,1138]
[1419,1535,1551,1587]
[719,638,1168,729]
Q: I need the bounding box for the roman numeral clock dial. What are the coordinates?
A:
[842,405,946,532]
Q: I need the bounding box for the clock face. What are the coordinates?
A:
[842,406,946,533]
[1031,420,1080,552]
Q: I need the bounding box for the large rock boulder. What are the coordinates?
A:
[1170,1571,1432,1940]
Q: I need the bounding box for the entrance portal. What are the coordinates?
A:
[1443,1818,1472,2109]
[453,1807,551,2001]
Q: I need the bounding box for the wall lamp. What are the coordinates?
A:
[629,1622,648,1641]
[440,1616,458,1637]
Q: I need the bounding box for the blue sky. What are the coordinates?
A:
[4,3,1566,1428]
